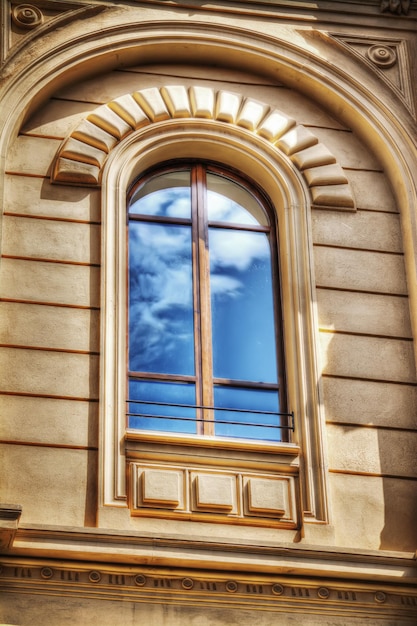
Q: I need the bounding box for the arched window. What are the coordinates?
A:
[127,162,289,441]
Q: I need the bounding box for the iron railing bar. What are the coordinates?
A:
[127,398,293,417]
[126,412,293,429]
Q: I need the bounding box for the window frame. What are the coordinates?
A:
[98,121,328,527]
[126,160,289,442]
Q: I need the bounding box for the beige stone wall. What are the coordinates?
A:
[1,2,417,623]
[1,61,416,548]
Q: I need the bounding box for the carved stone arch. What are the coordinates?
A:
[52,85,355,211]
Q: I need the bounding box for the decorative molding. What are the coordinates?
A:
[330,34,415,117]
[1,1,105,67]
[129,461,298,527]
[1,559,417,620]
[11,4,43,29]
[52,85,356,211]
[99,122,329,524]
[367,44,397,68]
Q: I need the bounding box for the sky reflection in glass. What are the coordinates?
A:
[207,173,268,226]
[129,221,194,376]
[214,386,280,441]
[128,379,196,433]
[129,171,191,218]
[127,166,283,441]
[209,229,278,383]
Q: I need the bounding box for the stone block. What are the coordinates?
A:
[194,473,235,511]
[189,85,215,119]
[257,109,295,142]
[247,477,287,515]
[320,333,416,383]
[0,302,99,352]
[60,137,107,168]
[314,246,407,294]
[133,88,170,123]
[304,163,347,187]
[237,98,269,131]
[142,469,182,507]
[277,125,318,156]
[316,289,412,338]
[327,424,417,478]
[21,99,97,138]
[0,258,100,307]
[6,136,61,176]
[312,128,381,170]
[0,347,99,399]
[73,119,119,152]
[312,209,402,253]
[4,174,101,222]
[291,143,336,170]
[322,376,417,429]
[329,472,417,552]
[215,91,241,124]
[0,395,97,447]
[0,444,96,526]
[161,85,191,118]
[348,170,397,212]
[2,215,100,265]
[109,93,150,129]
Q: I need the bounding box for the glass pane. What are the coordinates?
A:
[209,228,278,383]
[207,173,268,226]
[214,386,281,441]
[129,171,191,218]
[128,379,196,434]
[129,222,195,376]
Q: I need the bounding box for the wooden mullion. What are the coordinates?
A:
[191,165,204,435]
[208,221,269,233]
[196,164,215,436]
[128,371,196,383]
[270,225,289,441]
[213,378,279,391]
[129,214,191,226]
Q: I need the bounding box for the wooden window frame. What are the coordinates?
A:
[126,161,288,441]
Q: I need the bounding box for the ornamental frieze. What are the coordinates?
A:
[1,561,417,620]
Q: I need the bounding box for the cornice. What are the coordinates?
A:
[1,554,417,620]
[96,0,417,26]
[6,525,417,584]
[1,0,415,74]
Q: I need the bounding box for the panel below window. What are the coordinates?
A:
[126,437,301,528]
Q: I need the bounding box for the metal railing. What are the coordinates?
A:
[127,399,294,434]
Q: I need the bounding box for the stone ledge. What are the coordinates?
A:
[6,525,417,584]
[0,504,22,551]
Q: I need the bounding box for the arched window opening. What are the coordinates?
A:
[127,163,291,441]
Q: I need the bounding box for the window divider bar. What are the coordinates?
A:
[195,164,215,436]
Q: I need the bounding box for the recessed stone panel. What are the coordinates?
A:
[247,477,288,516]
[194,473,236,511]
[142,469,182,508]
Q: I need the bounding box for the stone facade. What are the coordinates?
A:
[0,1,416,624]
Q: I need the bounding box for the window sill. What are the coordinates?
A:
[125,428,300,456]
